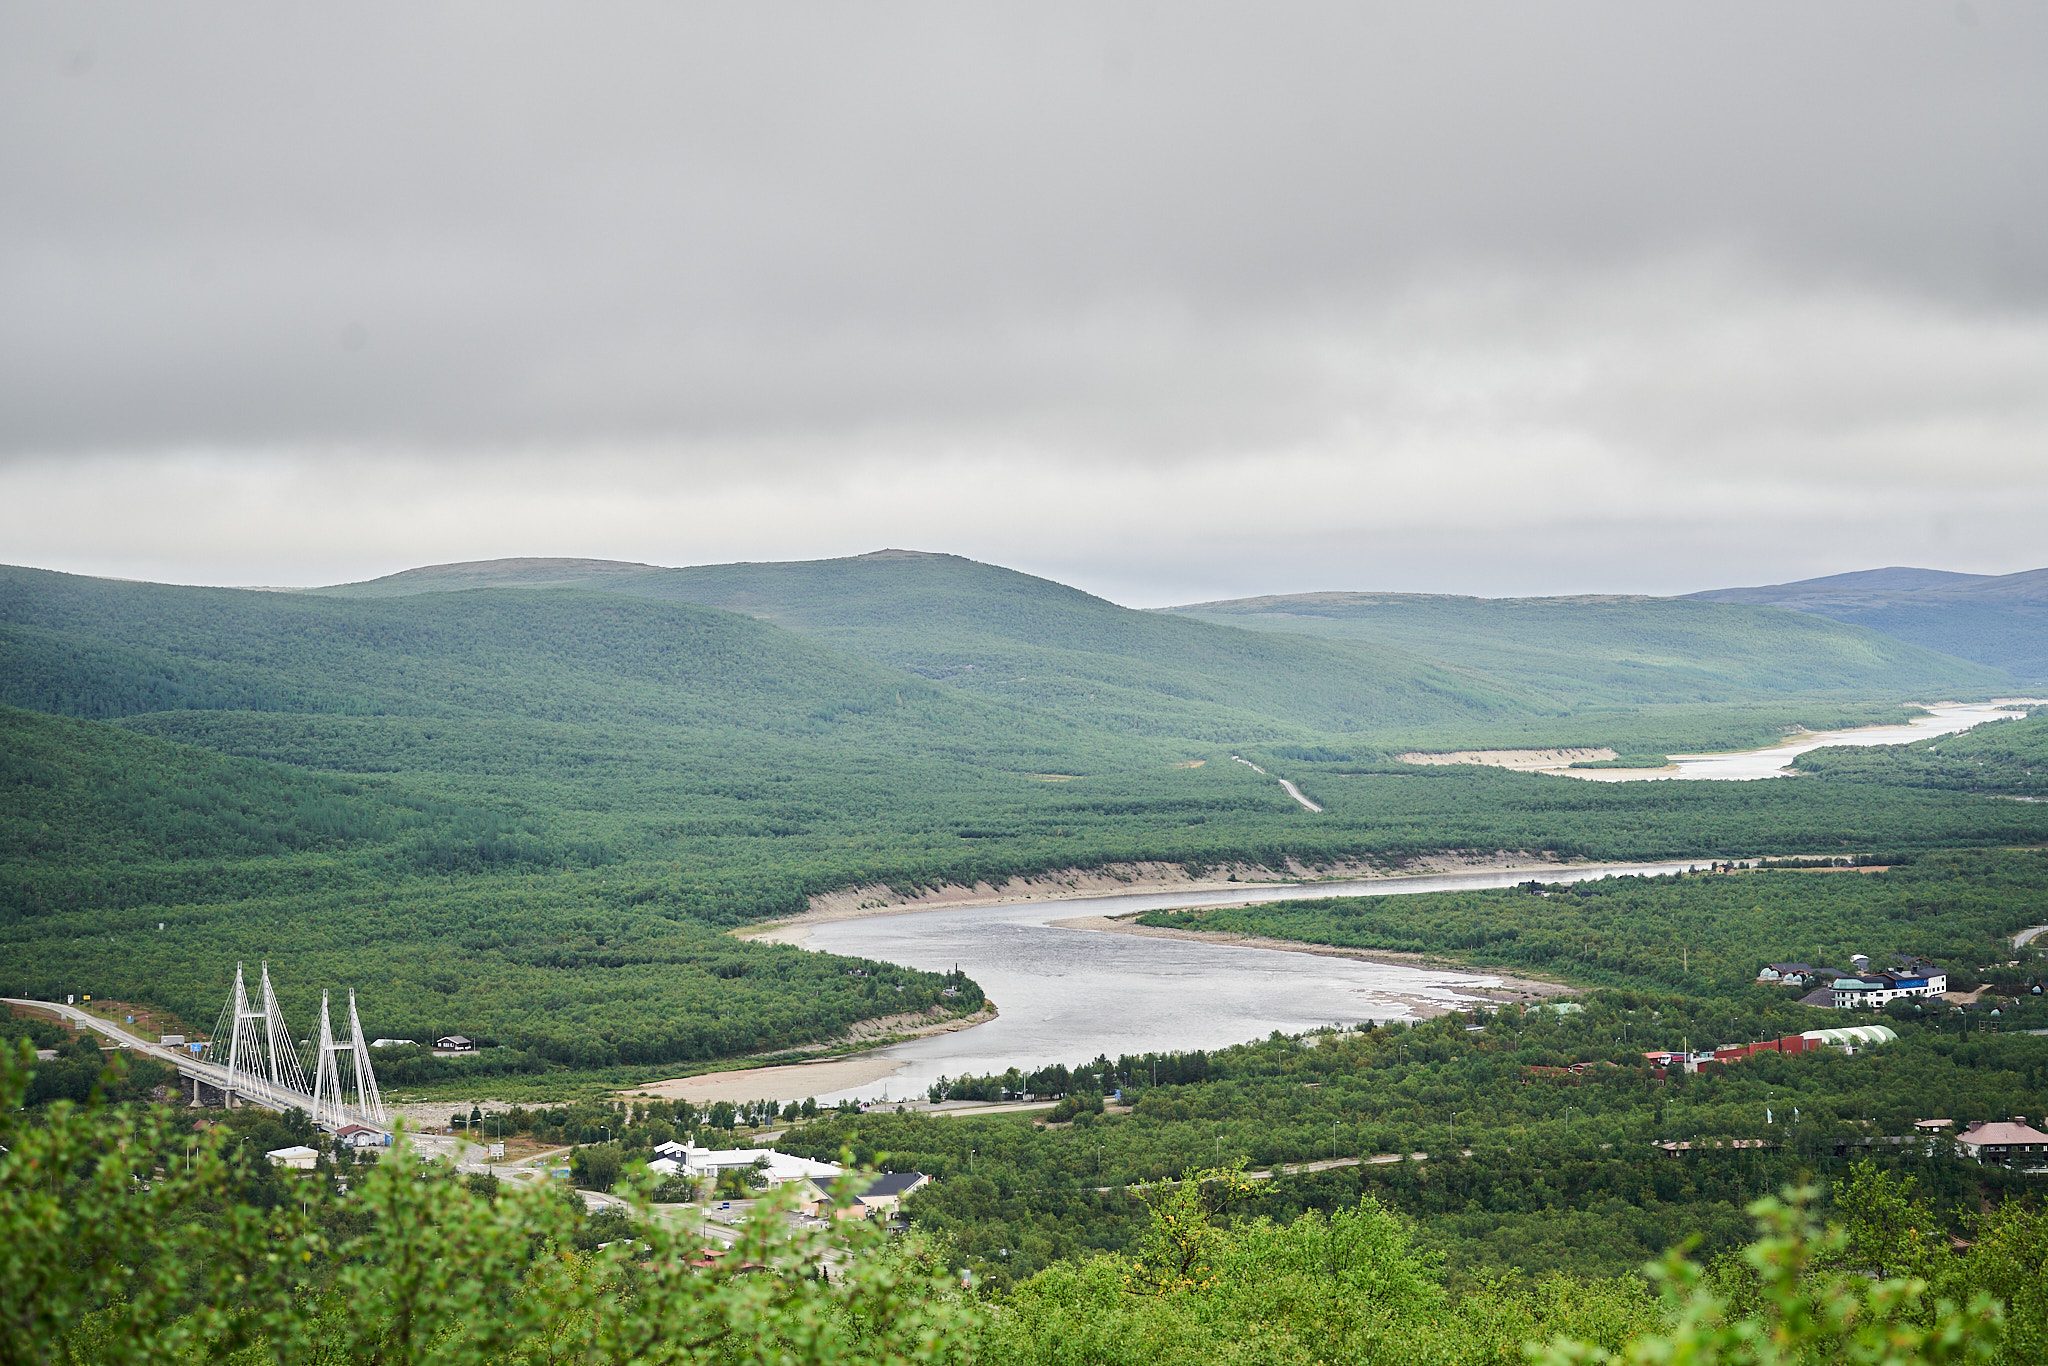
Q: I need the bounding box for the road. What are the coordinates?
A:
[1,999,307,1114]
[1275,778,1323,813]
[12,998,748,1248]
[6,995,334,1118]
[2015,925,2048,949]
[1231,756,1322,812]
[10,995,190,1055]
[1091,1151,1459,1193]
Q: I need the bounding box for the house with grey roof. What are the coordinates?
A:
[1956,1118,2048,1168]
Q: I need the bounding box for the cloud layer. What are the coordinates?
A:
[3,4,2044,602]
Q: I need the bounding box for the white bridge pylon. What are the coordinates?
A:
[203,963,388,1130]
[311,987,386,1131]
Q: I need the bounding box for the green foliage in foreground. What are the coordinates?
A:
[7,1046,2042,1365]
[0,1045,979,1365]
[1138,849,2048,997]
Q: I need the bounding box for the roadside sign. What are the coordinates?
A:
[489,1143,505,1158]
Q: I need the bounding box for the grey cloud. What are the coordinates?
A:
[0,3,2044,593]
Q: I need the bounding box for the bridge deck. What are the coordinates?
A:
[5,997,382,1133]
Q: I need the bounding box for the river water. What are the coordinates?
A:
[1564,698,2040,781]
[802,859,1710,1103]
[794,699,2038,1102]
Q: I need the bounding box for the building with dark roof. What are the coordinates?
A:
[1830,968,1948,1009]
[801,1171,931,1220]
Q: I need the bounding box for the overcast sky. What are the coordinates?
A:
[3,4,2044,605]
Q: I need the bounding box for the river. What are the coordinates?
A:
[726,699,2038,1106]
[795,859,1712,1103]
[1561,698,2040,781]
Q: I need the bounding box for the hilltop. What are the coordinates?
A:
[312,556,662,597]
[1166,589,2006,707]
[320,551,1535,740]
[315,552,2007,741]
[1691,565,2048,681]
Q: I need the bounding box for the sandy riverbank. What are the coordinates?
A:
[1058,913,1571,1012]
[1396,747,1619,772]
[621,1054,907,1105]
[740,850,1581,946]
[618,1003,995,1105]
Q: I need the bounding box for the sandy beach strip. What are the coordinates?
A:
[621,1054,907,1105]
[1396,747,1618,772]
[741,850,1583,947]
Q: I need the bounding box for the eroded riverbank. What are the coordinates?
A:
[740,849,1583,945]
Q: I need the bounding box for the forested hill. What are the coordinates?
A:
[1690,565,2048,681]
[317,550,2005,738]
[8,559,2048,1081]
[1165,589,2006,705]
[0,562,995,734]
[321,550,1538,740]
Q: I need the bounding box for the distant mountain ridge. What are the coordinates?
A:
[1165,589,2005,710]
[313,556,662,596]
[1689,566,2048,681]
[323,550,1537,739]
[299,551,2014,730]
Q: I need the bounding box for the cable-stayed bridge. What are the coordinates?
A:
[6,962,389,1134]
[201,961,388,1131]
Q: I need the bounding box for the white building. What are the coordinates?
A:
[1830,970,1948,1010]
[335,1124,390,1149]
[1799,1024,1898,1054]
[266,1145,320,1170]
[651,1142,841,1186]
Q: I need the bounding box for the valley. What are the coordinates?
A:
[7,550,2048,1360]
[7,554,2047,1099]
[14,16,2048,1358]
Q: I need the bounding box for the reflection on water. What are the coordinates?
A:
[805,860,1707,1102]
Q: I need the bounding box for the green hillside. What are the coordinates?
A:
[325,550,1542,741]
[1691,566,2048,681]
[0,707,981,1071]
[1166,590,2008,707]
[321,551,2008,746]
[10,560,2048,1086]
